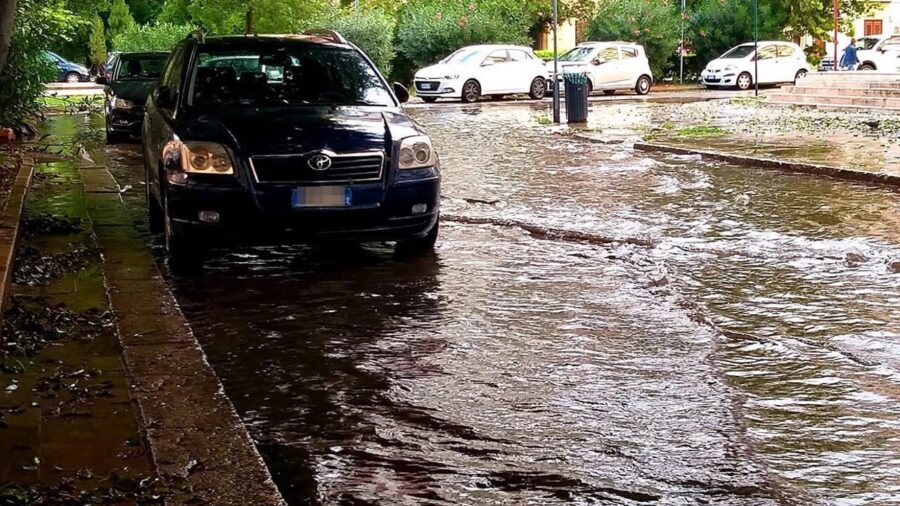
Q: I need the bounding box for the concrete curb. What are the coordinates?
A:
[0,156,35,343]
[79,167,285,505]
[632,142,900,187]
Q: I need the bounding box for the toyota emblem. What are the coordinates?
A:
[308,154,332,171]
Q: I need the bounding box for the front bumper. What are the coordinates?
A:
[106,106,144,134]
[701,71,736,87]
[413,78,463,97]
[166,176,441,244]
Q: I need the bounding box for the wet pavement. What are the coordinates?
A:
[42,106,900,504]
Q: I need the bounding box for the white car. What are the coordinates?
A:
[857,35,900,72]
[547,42,653,95]
[702,41,809,90]
[413,45,548,103]
[818,35,880,71]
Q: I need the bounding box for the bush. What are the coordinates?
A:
[326,10,397,76]
[88,17,107,67]
[689,0,783,76]
[396,0,531,70]
[534,49,554,61]
[112,23,196,53]
[586,0,679,78]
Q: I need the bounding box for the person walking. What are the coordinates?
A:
[839,38,860,71]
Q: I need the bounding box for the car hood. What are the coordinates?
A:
[416,63,465,79]
[546,61,590,73]
[108,81,156,104]
[178,107,422,156]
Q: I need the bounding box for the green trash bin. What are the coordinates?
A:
[563,72,589,123]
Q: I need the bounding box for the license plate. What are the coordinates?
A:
[421,83,433,90]
[291,186,351,208]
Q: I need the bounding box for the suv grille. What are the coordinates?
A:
[415,81,440,92]
[250,152,385,184]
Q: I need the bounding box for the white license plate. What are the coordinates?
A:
[421,83,433,90]
[291,186,351,208]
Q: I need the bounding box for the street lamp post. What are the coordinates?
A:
[552,0,560,123]
[679,0,685,85]
[833,0,839,71]
[753,0,758,96]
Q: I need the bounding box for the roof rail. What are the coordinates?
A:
[188,29,205,44]
[302,29,347,44]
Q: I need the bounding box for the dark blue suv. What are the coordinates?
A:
[142,31,440,264]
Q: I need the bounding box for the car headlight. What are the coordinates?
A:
[398,135,437,170]
[113,97,134,109]
[179,141,234,174]
[443,74,459,80]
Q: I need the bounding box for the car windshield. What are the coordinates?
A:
[558,47,595,62]
[443,49,484,65]
[721,45,756,59]
[861,38,880,50]
[188,45,393,108]
[116,56,166,80]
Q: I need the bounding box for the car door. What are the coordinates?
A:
[145,44,186,199]
[618,46,641,86]
[753,44,779,83]
[477,49,510,94]
[776,44,801,81]
[876,36,900,71]
[589,46,620,87]
[507,49,537,92]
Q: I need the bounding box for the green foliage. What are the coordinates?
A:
[111,22,194,52]
[586,0,679,78]
[534,49,554,61]
[88,16,107,66]
[688,0,784,75]
[326,10,397,76]
[395,0,531,69]
[108,0,136,38]
[158,0,190,24]
[126,0,165,25]
[187,0,333,35]
[0,0,75,127]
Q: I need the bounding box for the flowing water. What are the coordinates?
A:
[46,105,900,504]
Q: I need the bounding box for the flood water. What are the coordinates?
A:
[52,103,900,504]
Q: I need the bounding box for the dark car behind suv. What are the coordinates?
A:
[142,30,440,265]
[98,52,168,142]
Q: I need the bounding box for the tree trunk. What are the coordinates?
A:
[0,0,16,77]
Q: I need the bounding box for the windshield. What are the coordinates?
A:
[721,45,756,59]
[115,56,166,81]
[188,46,393,108]
[558,47,595,62]
[860,37,880,50]
[443,48,484,65]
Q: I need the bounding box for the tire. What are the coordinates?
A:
[146,167,163,234]
[421,96,438,103]
[105,126,127,144]
[64,72,81,83]
[635,75,652,95]
[794,69,808,83]
[736,72,752,90]
[859,63,876,71]
[461,80,480,103]
[163,188,204,269]
[529,77,546,99]
[586,80,593,95]
[603,89,616,96]
[396,217,439,255]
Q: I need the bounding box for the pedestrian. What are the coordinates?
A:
[839,38,860,71]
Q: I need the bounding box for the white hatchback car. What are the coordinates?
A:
[857,35,900,72]
[548,42,653,95]
[413,45,548,103]
[702,41,809,90]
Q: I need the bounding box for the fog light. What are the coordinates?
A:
[198,211,220,223]
[167,172,189,185]
[442,87,455,93]
[411,203,427,214]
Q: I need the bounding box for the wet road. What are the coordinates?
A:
[53,104,900,504]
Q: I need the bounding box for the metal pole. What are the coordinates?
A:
[552,0,560,124]
[833,0,839,71]
[679,0,685,84]
[753,0,758,96]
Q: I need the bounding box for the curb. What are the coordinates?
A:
[0,156,35,344]
[632,142,900,187]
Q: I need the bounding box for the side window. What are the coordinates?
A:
[483,50,508,65]
[777,45,796,58]
[756,45,777,60]
[596,47,619,63]
[508,50,528,62]
[621,47,638,59]
[882,36,900,51]
[161,45,186,105]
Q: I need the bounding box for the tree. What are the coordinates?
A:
[112,22,195,52]
[0,0,16,76]
[159,0,190,24]
[89,16,107,68]
[187,0,333,35]
[587,0,680,77]
[126,0,164,25]
[108,0,135,38]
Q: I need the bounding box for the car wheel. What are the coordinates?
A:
[794,69,808,83]
[736,72,752,90]
[603,89,616,96]
[586,80,593,96]
[163,188,204,269]
[859,63,876,71]
[461,80,480,103]
[396,217,439,255]
[635,75,652,95]
[421,96,438,103]
[64,72,81,83]
[529,77,546,99]
[146,167,163,234]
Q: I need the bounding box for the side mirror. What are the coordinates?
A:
[591,59,603,66]
[96,76,108,85]
[481,60,495,67]
[393,82,409,103]
[154,86,175,109]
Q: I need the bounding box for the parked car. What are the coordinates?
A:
[546,41,653,95]
[413,44,548,102]
[818,35,880,71]
[97,52,168,143]
[857,35,900,71]
[45,51,90,83]
[701,41,809,90]
[142,30,440,265]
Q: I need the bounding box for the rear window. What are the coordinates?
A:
[187,45,394,108]
[116,56,167,80]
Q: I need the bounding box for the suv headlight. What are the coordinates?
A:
[398,135,437,170]
[180,141,234,174]
[113,97,134,109]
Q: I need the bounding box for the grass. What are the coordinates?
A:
[533,114,552,126]
[675,125,727,137]
[39,95,103,113]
